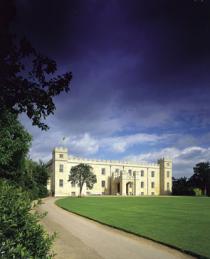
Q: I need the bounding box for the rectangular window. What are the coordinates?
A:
[101,180,106,187]
[141,170,144,177]
[141,181,144,188]
[71,182,75,187]
[151,182,155,188]
[167,182,170,190]
[59,179,63,187]
[167,171,170,177]
[128,169,132,175]
[115,168,119,173]
[59,164,64,172]
[141,192,144,196]
[71,192,76,196]
[101,168,106,175]
[59,154,63,158]
[151,192,155,195]
[151,171,155,177]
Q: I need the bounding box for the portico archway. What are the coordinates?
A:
[126,182,133,195]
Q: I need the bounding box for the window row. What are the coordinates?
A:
[59,180,107,188]
[59,164,170,178]
[141,182,155,188]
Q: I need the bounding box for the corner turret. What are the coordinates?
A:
[158,158,172,195]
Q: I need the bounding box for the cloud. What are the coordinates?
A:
[124,146,210,177]
[101,133,170,153]
[27,129,171,160]
[68,133,99,154]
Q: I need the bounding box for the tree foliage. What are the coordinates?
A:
[0,0,72,130]
[69,163,97,196]
[190,162,210,196]
[20,159,50,199]
[172,177,195,196]
[0,110,31,180]
[0,179,55,258]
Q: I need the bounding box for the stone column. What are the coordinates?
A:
[121,171,127,196]
[134,171,140,196]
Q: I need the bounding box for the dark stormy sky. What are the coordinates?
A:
[15,0,210,177]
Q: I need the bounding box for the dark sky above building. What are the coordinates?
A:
[15,0,210,177]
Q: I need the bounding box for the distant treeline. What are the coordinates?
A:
[172,162,210,196]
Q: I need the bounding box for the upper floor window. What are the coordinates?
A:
[59,164,64,172]
[141,181,144,188]
[101,168,106,175]
[128,169,132,176]
[59,179,63,187]
[59,154,63,158]
[101,180,106,187]
[151,171,155,177]
[151,182,155,188]
[167,171,170,177]
[115,168,119,173]
[141,170,144,177]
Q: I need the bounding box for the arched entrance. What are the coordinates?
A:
[117,183,120,194]
[126,182,133,195]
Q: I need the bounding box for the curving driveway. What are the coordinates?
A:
[38,197,194,259]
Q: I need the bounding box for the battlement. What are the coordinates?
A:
[68,155,159,167]
[53,147,68,153]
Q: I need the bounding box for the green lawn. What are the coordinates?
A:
[56,196,210,258]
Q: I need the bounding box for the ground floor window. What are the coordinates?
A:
[141,192,144,196]
[151,192,155,195]
[59,179,63,187]
[167,182,170,190]
[71,192,76,196]
[101,180,106,187]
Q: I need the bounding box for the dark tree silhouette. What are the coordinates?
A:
[0,0,72,130]
[172,177,194,196]
[190,162,210,196]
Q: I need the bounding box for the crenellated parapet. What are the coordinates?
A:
[68,155,159,167]
[54,147,68,153]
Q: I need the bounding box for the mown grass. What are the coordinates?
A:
[56,196,210,258]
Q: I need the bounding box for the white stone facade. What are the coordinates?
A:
[48,147,172,197]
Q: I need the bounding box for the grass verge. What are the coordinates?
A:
[56,196,210,258]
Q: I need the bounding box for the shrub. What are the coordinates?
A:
[0,179,55,258]
[193,188,202,196]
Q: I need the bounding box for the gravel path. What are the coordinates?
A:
[38,197,194,259]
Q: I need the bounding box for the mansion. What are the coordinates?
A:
[48,147,172,197]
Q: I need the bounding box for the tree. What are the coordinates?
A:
[0,179,55,258]
[21,159,50,199]
[0,0,72,130]
[69,164,97,196]
[0,110,31,180]
[172,177,195,196]
[190,162,210,196]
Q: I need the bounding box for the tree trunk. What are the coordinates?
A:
[204,184,207,196]
[79,183,84,197]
